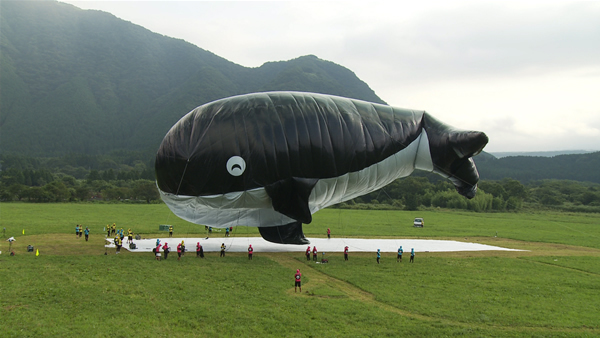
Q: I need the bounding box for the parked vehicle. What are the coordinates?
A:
[413,218,424,227]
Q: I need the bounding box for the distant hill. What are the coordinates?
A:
[489,150,597,158]
[0,1,384,156]
[475,151,600,184]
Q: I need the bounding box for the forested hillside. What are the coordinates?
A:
[0,1,383,156]
[476,151,600,184]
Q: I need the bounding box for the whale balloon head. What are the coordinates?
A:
[155,91,488,245]
[423,113,488,199]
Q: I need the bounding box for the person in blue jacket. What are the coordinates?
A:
[376,249,381,264]
[410,248,415,263]
[397,246,403,262]
[84,227,90,241]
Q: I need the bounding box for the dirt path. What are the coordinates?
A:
[267,252,600,335]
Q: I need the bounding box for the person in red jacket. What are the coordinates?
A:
[162,242,170,260]
[327,228,331,239]
[305,246,311,261]
[155,244,161,261]
[248,244,253,260]
[177,242,182,261]
[344,246,349,261]
[312,246,318,261]
[294,269,302,293]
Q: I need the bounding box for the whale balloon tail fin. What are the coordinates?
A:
[259,222,310,244]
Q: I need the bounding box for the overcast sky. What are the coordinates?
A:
[60,0,600,152]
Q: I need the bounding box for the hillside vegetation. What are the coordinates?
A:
[1,1,383,156]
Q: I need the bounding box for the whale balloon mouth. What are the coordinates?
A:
[226,156,246,176]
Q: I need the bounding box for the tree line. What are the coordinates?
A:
[1,157,599,213]
[0,153,158,203]
[338,175,600,213]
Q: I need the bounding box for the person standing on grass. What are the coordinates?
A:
[169,225,173,238]
[111,223,116,236]
[155,244,161,261]
[115,236,122,254]
[312,246,318,261]
[106,225,110,237]
[327,228,331,239]
[376,249,381,264]
[294,269,302,293]
[177,242,183,261]
[306,246,311,261]
[410,248,415,263]
[84,227,90,242]
[162,242,170,260]
[220,243,226,257]
[75,225,80,238]
[119,228,125,243]
[197,242,204,258]
[248,244,253,260]
[344,246,349,261]
[225,227,230,237]
[196,242,202,257]
[397,246,403,262]
[79,225,83,238]
[127,229,133,244]
[180,241,186,256]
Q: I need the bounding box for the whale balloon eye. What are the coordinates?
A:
[226,156,246,176]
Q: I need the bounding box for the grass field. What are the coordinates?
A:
[1,202,599,337]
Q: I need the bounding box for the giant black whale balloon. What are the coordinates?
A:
[155,91,488,244]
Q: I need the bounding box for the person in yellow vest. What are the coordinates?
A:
[169,225,173,238]
[106,224,111,237]
[111,223,116,236]
[114,235,122,254]
[127,228,133,244]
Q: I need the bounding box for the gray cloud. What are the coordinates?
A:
[337,2,600,84]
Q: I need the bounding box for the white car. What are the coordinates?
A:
[413,218,424,227]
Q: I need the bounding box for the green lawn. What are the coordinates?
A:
[1,202,599,337]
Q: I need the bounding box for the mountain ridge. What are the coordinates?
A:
[1,1,383,156]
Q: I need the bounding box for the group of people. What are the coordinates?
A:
[204,226,234,238]
[294,246,415,293]
[153,239,186,260]
[306,246,319,261]
[111,225,136,254]
[385,246,415,263]
[148,241,255,260]
[151,240,255,261]
[303,245,415,264]
[378,247,415,264]
[75,225,90,241]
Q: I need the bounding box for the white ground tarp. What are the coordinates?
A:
[106,236,523,253]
